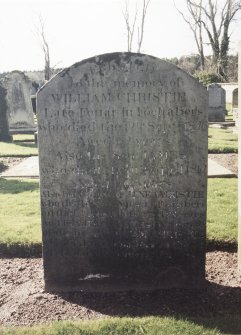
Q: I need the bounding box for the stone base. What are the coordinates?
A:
[208,109,226,122]
[44,271,206,293]
[9,127,37,135]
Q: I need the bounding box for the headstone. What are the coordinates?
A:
[233,88,238,108]
[0,84,12,142]
[233,88,239,126]
[238,42,241,270]
[37,53,208,292]
[2,71,36,133]
[208,83,226,122]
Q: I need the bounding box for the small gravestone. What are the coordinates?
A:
[37,53,208,292]
[0,84,12,142]
[2,71,36,133]
[233,88,239,126]
[208,83,226,122]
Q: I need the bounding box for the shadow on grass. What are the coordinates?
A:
[58,281,241,334]
[13,139,35,143]
[0,178,39,194]
[14,142,37,149]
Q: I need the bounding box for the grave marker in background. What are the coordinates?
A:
[0,84,12,142]
[37,53,208,292]
[208,83,226,122]
[233,88,239,126]
[3,71,36,133]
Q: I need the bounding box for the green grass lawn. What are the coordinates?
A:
[13,134,35,142]
[0,141,38,157]
[1,316,241,335]
[208,127,238,153]
[0,178,41,245]
[0,134,37,157]
[207,178,238,248]
[0,178,238,248]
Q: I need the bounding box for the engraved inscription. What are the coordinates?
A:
[37,53,208,290]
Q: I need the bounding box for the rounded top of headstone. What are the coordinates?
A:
[38,52,207,94]
[208,83,221,88]
[2,70,32,87]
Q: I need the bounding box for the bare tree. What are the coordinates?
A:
[123,1,138,51]
[176,0,241,80]
[35,16,52,81]
[174,0,205,70]
[137,0,151,53]
[123,0,151,53]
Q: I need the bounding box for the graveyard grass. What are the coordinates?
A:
[0,178,41,246]
[208,128,238,153]
[1,316,241,335]
[0,177,237,249]
[0,135,38,157]
[207,178,238,248]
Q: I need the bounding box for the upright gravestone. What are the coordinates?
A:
[37,53,208,292]
[208,83,226,122]
[0,84,12,142]
[2,71,36,133]
[233,88,239,126]
[238,42,241,271]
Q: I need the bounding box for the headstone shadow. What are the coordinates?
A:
[14,142,37,149]
[0,178,39,194]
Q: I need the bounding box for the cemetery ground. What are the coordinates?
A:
[0,129,240,335]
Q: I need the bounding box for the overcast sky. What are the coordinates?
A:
[1,0,241,72]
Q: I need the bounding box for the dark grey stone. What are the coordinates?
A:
[208,83,226,122]
[0,84,12,142]
[37,53,208,292]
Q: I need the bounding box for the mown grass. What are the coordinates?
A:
[13,134,35,142]
[0,141,38,157]
[0,134,37,157]
[208,127,238,153]
[0,316,239,335]
[0,178,41,245]
[0,178,237,248]
[207,178,238,248]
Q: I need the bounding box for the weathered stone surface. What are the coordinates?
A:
[0,84,12,142]
[208,83,226,122]
[2,71,35,132]
[233,88,238,108]
[238,42,241,270]
[233,88,239,126]
[37,53,208,292]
